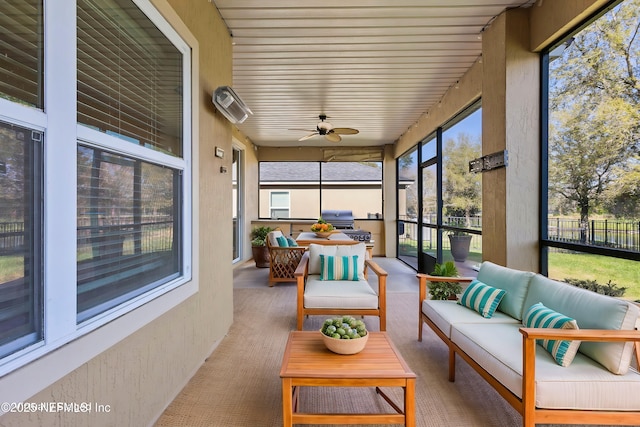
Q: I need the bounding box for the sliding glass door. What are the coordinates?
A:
[397,101,483,275]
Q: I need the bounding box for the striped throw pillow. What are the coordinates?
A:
[458,280,506,318]
[523,302,581,367]
[319,255,359,281]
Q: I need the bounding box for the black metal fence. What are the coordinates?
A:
[0,222,24,254]
[0,217,174,256]
[397,216,640,254]
[2,216,639,254]
[547,218,640,252]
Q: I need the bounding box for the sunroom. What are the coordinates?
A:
[0,0,638,426]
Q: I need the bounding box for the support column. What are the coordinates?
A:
[482,8,540,271]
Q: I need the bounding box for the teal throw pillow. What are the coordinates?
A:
[275,236,289,247]
[458,280,506,318]
[319,255,359,281]
[523,302,581,367]
[286,236,298,247]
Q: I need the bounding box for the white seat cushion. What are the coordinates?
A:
[304,275,378,309]
[451,322,640,411]
[422,299,519,339]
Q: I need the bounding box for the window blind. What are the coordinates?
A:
[77,0,183,156]
[0,0,43,108]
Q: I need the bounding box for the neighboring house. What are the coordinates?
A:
[259,161,383,219]
[259,161,414,219]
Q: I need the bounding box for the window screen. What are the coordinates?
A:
[0,120,42,358]
[77,145,181,321]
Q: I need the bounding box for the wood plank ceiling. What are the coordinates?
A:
[212,0,536,147]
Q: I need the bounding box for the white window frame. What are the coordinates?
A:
[0,0,195,385]
[232,141,245,263]
[269,191,291,219]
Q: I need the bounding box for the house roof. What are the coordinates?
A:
[260,161,382,182]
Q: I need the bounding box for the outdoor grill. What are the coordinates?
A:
[320,210,372,243]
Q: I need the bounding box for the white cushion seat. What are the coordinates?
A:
[451,322,640,411]
[304,275,379,309]
[422,299,519,339]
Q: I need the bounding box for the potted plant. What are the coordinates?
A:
[251,226,273,268]
[447,229,472,262]
[428,261,462,300]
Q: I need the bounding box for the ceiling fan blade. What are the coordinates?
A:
[332,127,359,135]
[325,132,341,143]
[298,133,319,141]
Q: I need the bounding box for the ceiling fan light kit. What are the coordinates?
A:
[297,114,359,143]
[212,86,253,124]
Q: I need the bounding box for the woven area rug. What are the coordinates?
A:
[155,284,615,427]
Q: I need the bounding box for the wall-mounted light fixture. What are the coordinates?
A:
[469,150,508,173]
[212,86,253,124]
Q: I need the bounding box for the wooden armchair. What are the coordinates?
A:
[294,243,387,331]
[266,230,306,287]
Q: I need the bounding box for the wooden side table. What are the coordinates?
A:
[280,331,416,426]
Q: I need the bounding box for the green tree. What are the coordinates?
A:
[442,133,481,227]
[398,150,418,219]
[603,157,640,218]
[548,0,640,231]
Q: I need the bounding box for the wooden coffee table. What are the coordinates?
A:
[280,331,416,426]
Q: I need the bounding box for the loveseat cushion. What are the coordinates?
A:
[476,261,535,320]
[523,274,639,375]
[451,322,640,411]
[422,300,519,339]
[308,243,366,280]
[522,302,581,367]
[458,280,506,318]
[304,275,378,309]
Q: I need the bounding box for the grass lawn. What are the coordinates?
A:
[399,240,639,302]
[548,252,640,302]
[0,256,23,283]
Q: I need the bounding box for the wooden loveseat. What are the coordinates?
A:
[418,261,640,427]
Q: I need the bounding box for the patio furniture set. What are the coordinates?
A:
[273,232,640,426]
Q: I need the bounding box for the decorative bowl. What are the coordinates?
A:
[314,231,333,238]
[320,330,369,355]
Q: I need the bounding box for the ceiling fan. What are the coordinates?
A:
[294,114,359,142]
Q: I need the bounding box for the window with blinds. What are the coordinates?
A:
[0,0,43,108]
[77,0,183,157]
[0,0,191,373]
[0,120,43,359]
[77,145,181,321]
